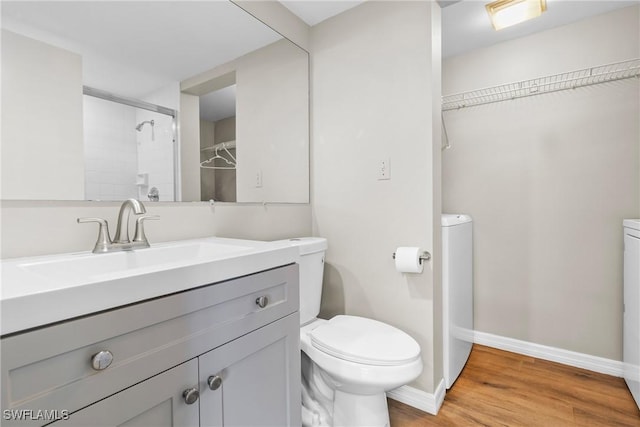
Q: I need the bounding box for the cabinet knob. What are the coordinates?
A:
[91,350,114,370]
[255,295,269,308]
[183,387,200,405]
[207,375,222,390]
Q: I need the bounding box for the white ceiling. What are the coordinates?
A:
[280,1,366,26]
[441,0,639,57]
[1,1,282,99]
[4,0,636,118]
[280,0,639,57]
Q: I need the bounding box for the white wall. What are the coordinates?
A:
[180,93,203,202]
[311,1,441,393]
[442,6,640,360]
[236,39,309,203]
[1,202,311,259]
[143,82,180,112]
[1,30,84,200]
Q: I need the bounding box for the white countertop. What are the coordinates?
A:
[1,237,298,336]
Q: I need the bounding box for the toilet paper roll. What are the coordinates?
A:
[395,247,424,274]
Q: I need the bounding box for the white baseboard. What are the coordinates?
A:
[474,330,624,378]
[386,378,446,416]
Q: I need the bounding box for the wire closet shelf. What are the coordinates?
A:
[442,58,640,112]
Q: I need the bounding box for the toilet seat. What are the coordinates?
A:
[309,315,421,366]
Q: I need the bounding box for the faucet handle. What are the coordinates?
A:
[77,217,112,253]
[133,215,160,245]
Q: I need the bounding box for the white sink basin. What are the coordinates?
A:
[1,237,298,336]
[20,241,253,283]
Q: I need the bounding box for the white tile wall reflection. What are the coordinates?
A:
[83,95,175,201]
[135,110,175,202]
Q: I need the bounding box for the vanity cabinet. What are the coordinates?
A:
[1,264,301,427]
[199,315,299,426]
[51,359,200,427]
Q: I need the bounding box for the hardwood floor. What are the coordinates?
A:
[388,345,640,426]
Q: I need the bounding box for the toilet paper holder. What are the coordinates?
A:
[392,250,431,264]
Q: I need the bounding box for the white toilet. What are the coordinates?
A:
[286,237,423,427]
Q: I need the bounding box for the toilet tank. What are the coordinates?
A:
[285,237,328,325]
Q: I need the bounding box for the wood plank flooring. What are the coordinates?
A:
[389,345,640,426]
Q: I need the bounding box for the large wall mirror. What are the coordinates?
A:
[1,1,309,203]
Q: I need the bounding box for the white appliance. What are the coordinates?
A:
[442,214,473,389]
[623,219,640,408]
[284,237,423,427]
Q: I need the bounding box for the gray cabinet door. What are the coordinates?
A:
[52,359,200,427]
[199,313,301,427]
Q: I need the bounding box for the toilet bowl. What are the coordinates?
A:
[283,237,423,427]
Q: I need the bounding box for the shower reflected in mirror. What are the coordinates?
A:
[83,90,177,202]
[135,120,155,141]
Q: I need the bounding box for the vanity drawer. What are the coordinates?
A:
[1,263,298,426]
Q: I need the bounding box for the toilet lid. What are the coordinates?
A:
[309,315,421,366]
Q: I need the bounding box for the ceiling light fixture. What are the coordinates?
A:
[485,0,547,31]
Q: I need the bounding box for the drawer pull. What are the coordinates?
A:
[255,295,269,308]
[208,375,222,390]
[91,350,114,370]
[183,387,200,405]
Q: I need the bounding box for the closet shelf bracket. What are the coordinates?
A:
[442,58,640,112]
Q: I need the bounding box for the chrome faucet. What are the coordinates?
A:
[113,198,146,243]
[78,199,159,253]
